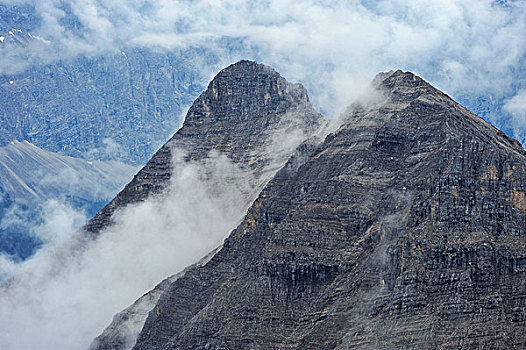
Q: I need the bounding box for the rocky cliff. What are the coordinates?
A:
[102,68,526,349]
[88,60,324,349]
[85,60,324,235]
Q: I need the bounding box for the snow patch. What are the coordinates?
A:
[29,34,51,45]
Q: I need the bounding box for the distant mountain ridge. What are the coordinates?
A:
[0,46,205,165]
[0,140,136,260]
[0,4,210,165]
[0,140,135,203]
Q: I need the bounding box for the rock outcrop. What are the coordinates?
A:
[123,69,526,349]
[85,60,324,235]
[89,60,324,349]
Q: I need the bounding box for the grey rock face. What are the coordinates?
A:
[90,246,222,350]
[85,60,324,235]
[89,60,324,349]
[130,70,526,349]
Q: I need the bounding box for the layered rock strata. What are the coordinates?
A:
[85,60,324,235]
[89,60,324,349]
[127,70,526,349]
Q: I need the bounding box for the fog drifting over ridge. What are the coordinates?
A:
[1,0,525,139]
[0,149,257,349]
[0,90,325,348]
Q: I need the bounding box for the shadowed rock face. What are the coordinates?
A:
[125,69,526,349]
[84,60,324,235]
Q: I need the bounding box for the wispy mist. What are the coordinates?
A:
[0,149,257,349]
[505,89,526,133]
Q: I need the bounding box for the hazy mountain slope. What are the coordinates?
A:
[89,60,325,349]
[125,70,526,349]
[0,4,209,165]
[0,140,136,203]
[0,184,40,261]
[0,4,209,261]
[0,46,205,165]
[0,141,136,260]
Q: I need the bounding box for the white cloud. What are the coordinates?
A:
[0,149,257,349]
[504,89,526,130]
[1,0,525,118]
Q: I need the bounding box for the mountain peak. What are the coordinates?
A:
[93,63,526,349]
[215,60,289,85]
[85,61,323,235]
[217,60,279,77]
[180,60,310,133]
[366,69,524,154]
[372,69,439,102]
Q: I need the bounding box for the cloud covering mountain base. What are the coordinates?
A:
[0,150,257,349]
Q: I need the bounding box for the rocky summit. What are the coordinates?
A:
[89,60,324,349]
[93,63,526,349]
[85,60,324,235]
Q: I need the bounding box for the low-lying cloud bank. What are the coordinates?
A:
[0,150,256,349]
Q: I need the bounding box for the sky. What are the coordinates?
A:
[0,0,526,348]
